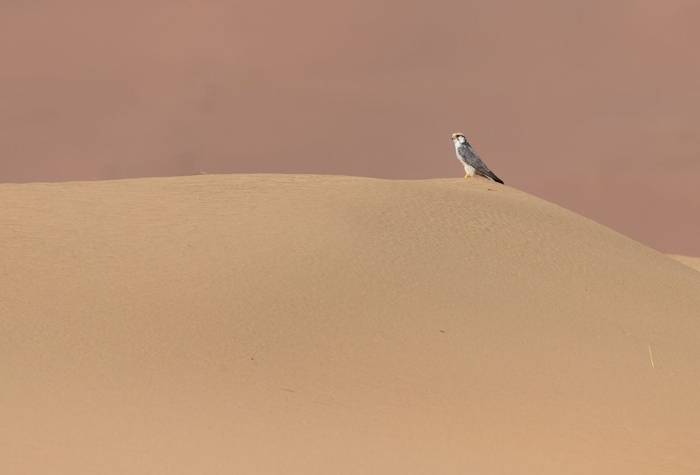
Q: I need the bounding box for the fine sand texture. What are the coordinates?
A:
[669,255,700,273]
[2,174,700,474]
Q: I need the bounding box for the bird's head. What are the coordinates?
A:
[451,132,468,146]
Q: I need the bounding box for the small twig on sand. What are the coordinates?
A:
[648,344,656,369]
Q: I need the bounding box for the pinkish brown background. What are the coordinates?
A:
[1,0,698,254]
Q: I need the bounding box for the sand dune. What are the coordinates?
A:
[2,174,700,474]
[669,255,700,273]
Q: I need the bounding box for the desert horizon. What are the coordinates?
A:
[2,0,700,254]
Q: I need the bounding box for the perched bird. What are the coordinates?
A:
[451,133,504,184]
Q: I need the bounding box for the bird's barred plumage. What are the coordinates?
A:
[451,133,504,184]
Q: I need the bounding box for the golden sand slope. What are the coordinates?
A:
[669,254,700,272]
[2,174,700,474]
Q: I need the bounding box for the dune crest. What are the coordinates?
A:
[2,174,700,474]
[669,254,700,272]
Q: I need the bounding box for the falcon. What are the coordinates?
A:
[451,133,504,184]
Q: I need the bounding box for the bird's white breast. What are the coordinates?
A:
[453,141,475,176]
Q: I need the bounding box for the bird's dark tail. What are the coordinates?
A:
[479,170,504,184]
